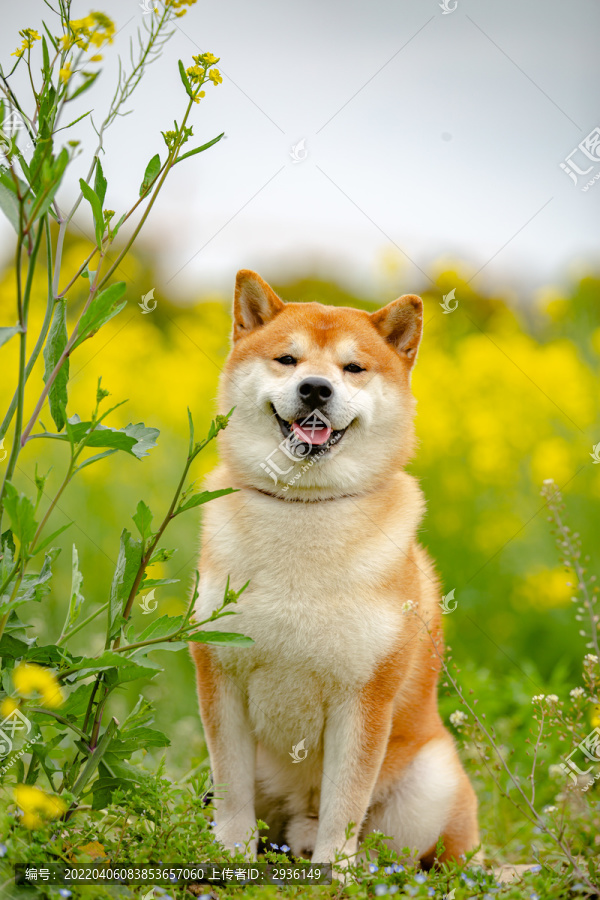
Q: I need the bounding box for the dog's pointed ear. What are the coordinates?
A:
[233,270,284,342]
[370,294,423,367]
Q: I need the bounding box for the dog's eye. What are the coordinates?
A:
[344,363,365,373]
[275,355,297,366]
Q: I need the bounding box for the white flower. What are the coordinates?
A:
[401,600,415,613]
[584,654,598,666]
[546,694,559,703]
[532,694,545,703]
[449,710,467,727]
[548,764,564,778]
[570,687,585,699]
[543,805,557,813]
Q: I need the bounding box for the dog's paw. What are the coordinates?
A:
[285,814,319,860]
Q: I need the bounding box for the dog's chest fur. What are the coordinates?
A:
[196,468,425,756]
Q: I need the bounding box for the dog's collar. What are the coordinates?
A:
[252,487,363,503]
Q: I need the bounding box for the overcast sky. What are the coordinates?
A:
[1,0,599,300]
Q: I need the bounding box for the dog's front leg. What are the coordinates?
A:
[312,695,392,867]
[192,645,257,856]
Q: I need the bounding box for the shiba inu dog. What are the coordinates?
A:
[190,270,479,868]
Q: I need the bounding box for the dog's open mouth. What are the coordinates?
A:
[271,406,347,458]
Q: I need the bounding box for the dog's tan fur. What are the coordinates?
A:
[191,270,479,866]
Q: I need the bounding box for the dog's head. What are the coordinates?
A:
[218,270,423,500]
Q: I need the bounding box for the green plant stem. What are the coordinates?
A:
[57,600,110,645]
[0,216,55,443]
[113,592,198,655]
[29,460,74,553]
[0,567,24,640]
[56,246,97,299]
[114,450,196,644]
[20,252,105,446]
[0,219,44,524]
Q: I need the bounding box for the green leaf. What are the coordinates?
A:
[59,683,94,718]
[3,483,38,546]
[139,577,178,589]
[177,59,194,99]
[108,530,142,642]
[0,325,23,348]
[67,70,100,102]
[0,171,33,231]
[41,35,50,75]
[176,487,235,515]
[26,643,71,666]
[132,500,153,542]
[137,615,184,643]
[0,633,30,660]
[31,148,69,222]
[67,544,85,631]
[28,121,53,191]
[79,177,104,245]
[188,630,254,646]
[187,407,195,457]
[71,718,117,800]
[72,281,127,349]
[32,522,72,555]
[93,157,107,205]
[43,299,69,430]
[75,448,118,472]
[39,417,160,459]
[149,547,176,564]
[139,153,161,196]
[175,132,225,165]
[68,652,158,682]
[14,550,60,608]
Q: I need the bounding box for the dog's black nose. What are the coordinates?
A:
[297,377,333,408]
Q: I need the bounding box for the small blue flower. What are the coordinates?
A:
[0,844,7,857]
[414,873,427,884]
[234,842,242,850]
[270,842,279,849]
[392,864,404,873]
[427,889,435,897]
[198,895,212,900]
[210,820,217,827]
[369,863,379,873]
[280,844,290,853]
[529,865,542,873]
[389,888,399,895]
[375,886,388,896]
[384,866,393,875]
[59,891,72,899]
[530,894,539,900]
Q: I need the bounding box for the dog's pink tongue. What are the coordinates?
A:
[292,420,332,446]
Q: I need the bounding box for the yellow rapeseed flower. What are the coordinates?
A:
[11,28,41,57]
[13,663,64,708]
[14,785,67,830]
[59,62,73,84]
[185,64,205,83]
[200,52,218,66]
[208,68,222,85]
[0,697,19,717]
[63,12,115,52]
[167,0,198,17]
[193,91,205,104]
